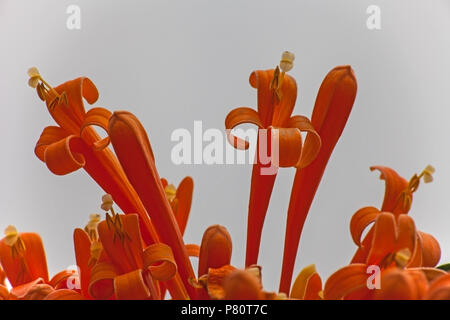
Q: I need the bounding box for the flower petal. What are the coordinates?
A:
[198,225,232,278]
[88,262,118,300]
[418,231,441,267]
[206,265,236,300]
[290,264,322,300]
[174,177,194,236]
[42,135,86,175]
[114,269,150,300]
[47,77,99,134]
[0,233,49,287]
[374,268,424,300]
[425,273,450,300]
[225,107,262,150]
[108,111,196,297]
[73,228,92,298]
[97,214,144,274]
[370,166,410,214]
[34,126,70,162]
[223,270,264,300]
[367,213,416,266]
[287,115,321,168]
[281,65,357,294]
[143,243,177,282]
[323,264,368,300]
[43,289,85,300]
[80,107,112,151]
[349,206,380,248]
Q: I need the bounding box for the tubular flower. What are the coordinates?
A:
[0,226,83,300]
[225,52,321,268]
[280,65,357,294]
[351,166,439,265]
[107,111,197,298]
[74,196,187,300]
[161,177,194,236]
[314,166,446,300]
[30,68,159,245]
[191,226,284,300]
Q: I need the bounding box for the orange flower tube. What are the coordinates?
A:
[279,66,357,294]
[108,111,197,298]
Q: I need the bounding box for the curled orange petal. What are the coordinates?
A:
[286,115,321,168]
[225,107,262,150]
[80,107,112,150]
[88,262,118,300]
[35,126,70,162]
[114,269,150,300]
[349,206,380,248]
[324,264,368,300]
[143,243,177,281]
[49,269,76,290]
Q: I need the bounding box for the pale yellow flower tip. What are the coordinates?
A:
[28,76,40,88]
[101,194,114,211]
[4,225,19,247]
[165,184,177,202]
[27,67,41,88]
[27,67,40,78]
[423,165,435,183]
[395,248,411,268]
[280,51,295,72]
[87,214,101,230]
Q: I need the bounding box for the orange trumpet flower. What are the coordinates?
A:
[107,111,197,297]
[280,65,357,294]
[225,52,321,268]
[296,166,445,300]
[0,225,83,300]
[30,68,158,245]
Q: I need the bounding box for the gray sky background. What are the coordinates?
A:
[0,0,449,292]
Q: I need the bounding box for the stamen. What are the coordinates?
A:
[85,213,101,241]
[4,225,26,259]
[399,165,435,211]
[164,184,177,203]
[394,248,411,268]
[270,51,295,101]
[27,67,67,109]
[4,225,19,247]
[101,194,114,212]
[100,194,130,244]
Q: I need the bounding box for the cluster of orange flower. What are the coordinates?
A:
[0,55,448,300]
